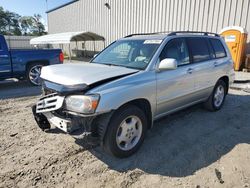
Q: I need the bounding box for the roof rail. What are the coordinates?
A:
[124,31,220,38]
[168,31,220,37]
[124,31,170,38]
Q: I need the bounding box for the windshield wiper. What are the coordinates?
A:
[109,64,142,70]
[103,63,121,67]
[91,62,119,67]
[93,62,142,70]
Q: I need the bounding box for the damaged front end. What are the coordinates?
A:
[32,80,113,141]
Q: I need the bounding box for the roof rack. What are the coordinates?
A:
[124,31,170,38]
[168,31,220,37]
[124,31,220,38]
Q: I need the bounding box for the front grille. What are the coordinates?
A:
[36,93,65,113]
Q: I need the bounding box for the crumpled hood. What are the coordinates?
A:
[41,63,138,86]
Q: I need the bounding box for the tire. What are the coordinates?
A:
[103,105,147,158]
[26,63,44,86]
[32,105,51,131]
[204,80,227,111]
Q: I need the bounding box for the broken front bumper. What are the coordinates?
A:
[43,112,71,132]
[32,90,113,141]
[33,92,90,133]
[32,104,96,137]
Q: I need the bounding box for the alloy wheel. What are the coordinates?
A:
[116,115,143,151]
[29,65,43,85]
[214,85,225,108]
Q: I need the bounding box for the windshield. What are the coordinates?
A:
[91,39,162,70]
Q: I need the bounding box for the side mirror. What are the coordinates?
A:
[158,58,177,71]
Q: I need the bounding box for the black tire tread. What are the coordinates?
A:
[103,104,147,158]
[204,79,227,111]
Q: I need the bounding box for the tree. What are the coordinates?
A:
[0,6,46,36]
[20,16,33,35]
[0,7,6,34]
[31,14,46,36]
[0,7,21,35]
[6,11,21,35]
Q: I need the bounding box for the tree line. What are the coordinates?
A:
[0,6,47,36]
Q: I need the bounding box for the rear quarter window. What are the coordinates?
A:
[209,39,227,58]
[187,38,211,63]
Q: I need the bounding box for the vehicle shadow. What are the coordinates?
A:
[74,92,250,177]
[0,80,41,99]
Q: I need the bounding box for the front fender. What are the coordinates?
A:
[89,71,157,117]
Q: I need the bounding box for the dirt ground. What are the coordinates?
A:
[0,86,250,188]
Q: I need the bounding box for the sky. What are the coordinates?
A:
[0,0,72,30]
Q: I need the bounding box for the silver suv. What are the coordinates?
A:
[33,31,235,158]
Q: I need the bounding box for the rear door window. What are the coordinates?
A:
[209,39,227,58]
[187,38,211,63]
[206,38,216,59]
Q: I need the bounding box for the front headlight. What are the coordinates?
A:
[65,94,100,114]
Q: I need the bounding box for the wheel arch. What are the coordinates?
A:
[116,98,153,129]
[96,98,153,147]
[25,60,49,72]
[218,76,229,94]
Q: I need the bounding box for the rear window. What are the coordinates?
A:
[187,38,211,63]
[209,39,227,58]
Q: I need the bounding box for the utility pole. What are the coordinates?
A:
[45,0,49,41]
[46,0,48,11]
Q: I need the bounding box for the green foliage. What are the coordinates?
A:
[0,6,47,36]
[31,14,46,36]
[20,16,33,35]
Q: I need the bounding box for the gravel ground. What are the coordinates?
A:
[0,88,250,188]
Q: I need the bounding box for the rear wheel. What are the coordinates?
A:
[27,63,44,86]
[103,105,147,158]
[204,80,227,111]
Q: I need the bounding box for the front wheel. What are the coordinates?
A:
[204,80,227,111]
[27,63,44,86]
[103,105,147,158]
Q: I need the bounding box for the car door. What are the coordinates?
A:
[155,38,196,118]
[0,36,11,79]
[186,37,225,100]
[208,38,229,83]
[184,37,215,100]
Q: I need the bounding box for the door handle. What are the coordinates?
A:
[214,62,219,67]
[187,68,193,74]
[0,55,8,58]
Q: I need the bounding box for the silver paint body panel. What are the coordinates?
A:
[40,63,138,86]
[39,34,235,124]
[89,35,234,121]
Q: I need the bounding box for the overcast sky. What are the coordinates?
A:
[0,0,72,29]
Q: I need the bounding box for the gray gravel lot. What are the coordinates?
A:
[0,81,250,188]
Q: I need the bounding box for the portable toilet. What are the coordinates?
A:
[220,26,248,71]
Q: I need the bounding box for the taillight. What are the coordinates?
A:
[59,52,64,63]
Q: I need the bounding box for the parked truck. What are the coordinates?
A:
[0,35,63,85]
